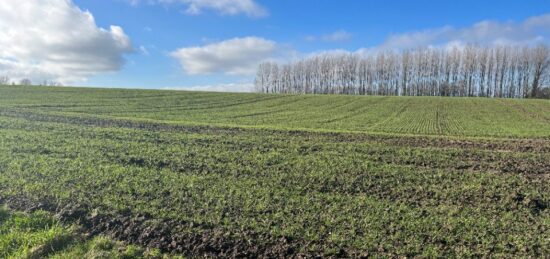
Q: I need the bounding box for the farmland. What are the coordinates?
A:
[0,85,549,257]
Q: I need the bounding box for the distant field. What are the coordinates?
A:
[0,85,549,257]
[0,85,549,137]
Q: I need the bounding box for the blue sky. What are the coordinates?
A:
[1,0,550,91]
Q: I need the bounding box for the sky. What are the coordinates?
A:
[1,0,550,92]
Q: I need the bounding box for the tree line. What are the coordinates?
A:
[255,44,550,98]
[0,76,62,87]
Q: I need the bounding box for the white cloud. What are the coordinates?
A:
[304,35,317,42]
[139,46,150,55]
[130,0,267,17]
[0,0,133,84]
[162,82,254,92]
[305,30,353,43]
[381,14,550,50]
[322,30,353,42]
[170,37,278,75]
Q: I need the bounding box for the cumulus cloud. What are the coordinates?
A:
[0,0,133,83]
[170,37,278,75]
[380,13,550,50]
[162,82,254,92]
[130,0,267,17]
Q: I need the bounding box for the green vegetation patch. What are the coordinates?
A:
[0,207,171,258]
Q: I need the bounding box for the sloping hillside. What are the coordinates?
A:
[0,85,549,137]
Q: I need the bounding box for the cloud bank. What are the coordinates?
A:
[380,13,550,50]
[300,14,550,64]
[0,0,133,84]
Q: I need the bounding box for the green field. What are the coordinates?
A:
[0,85,549,257]
[1,85,549,137]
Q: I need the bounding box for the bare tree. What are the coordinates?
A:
[530,45,550,98]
